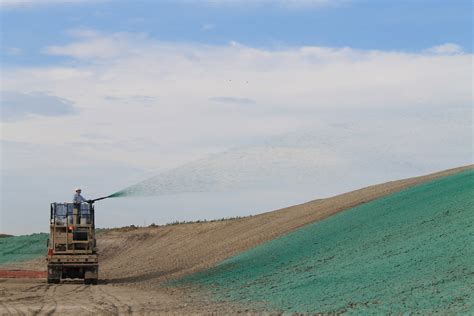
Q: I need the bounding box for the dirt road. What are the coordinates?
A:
[1,279,142,315]
[0,278,230,314]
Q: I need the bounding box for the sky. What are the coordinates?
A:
[1,0,472,235]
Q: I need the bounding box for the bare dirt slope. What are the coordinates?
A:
[98,165,472,285]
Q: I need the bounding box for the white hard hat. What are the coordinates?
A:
[75,187,82,192]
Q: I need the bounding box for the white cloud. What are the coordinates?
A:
[425,43,464,55]
[2,33,472,172]
[1,32,472,233]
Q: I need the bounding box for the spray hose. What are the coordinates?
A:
[87,196,111,204]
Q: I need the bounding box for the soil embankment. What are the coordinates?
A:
[98,165,472,284]
[180,168,474,313]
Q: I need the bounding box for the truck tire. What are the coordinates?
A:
[47,278,60,284]
[84,278,98,285]
[47,266,61,284]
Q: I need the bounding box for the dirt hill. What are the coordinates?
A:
[177,168,474,313]
[97,165,472,285]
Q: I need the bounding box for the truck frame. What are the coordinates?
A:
[47,202,99,284]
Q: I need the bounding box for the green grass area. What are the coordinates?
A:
[0,233,48,266]
[177,169,474,314]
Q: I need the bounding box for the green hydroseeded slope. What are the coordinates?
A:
[178,169,474,314]
[0,233,48,266]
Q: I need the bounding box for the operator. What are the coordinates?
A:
[73,188,92,224]
[73,188,88,204]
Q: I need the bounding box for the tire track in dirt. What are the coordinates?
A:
[0,279,155,315]
[62,284,104,314]
[0,300,16,315]
[44,285,58,316]
[0,283,49,315]
[30,287,47,316]
[92,285,132,315]
[0,281,94,315]
[48,283,109,315]
[30,284,55,316]
[0,289,31,315]
[31,285,57,316]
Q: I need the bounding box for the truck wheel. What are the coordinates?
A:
[48,278,60,284]
[84,278,98,285]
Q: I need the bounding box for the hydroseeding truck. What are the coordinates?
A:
[46,197,108,284]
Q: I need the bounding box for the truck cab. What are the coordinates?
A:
[47,202,99,284]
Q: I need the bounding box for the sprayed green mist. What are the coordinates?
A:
[176,169,474,314]
[0,233,48,266]
[107,191,125,198]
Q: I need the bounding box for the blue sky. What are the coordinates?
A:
[1,0,472,66]
[1,0,472,234]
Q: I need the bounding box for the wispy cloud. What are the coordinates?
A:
[209,96,256,105]
[425,43,464,55]
[44,31,147,59]
[104,95,158,104]
[1,91,77,121]
[201,23,216,31]
[4,46,23,56]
